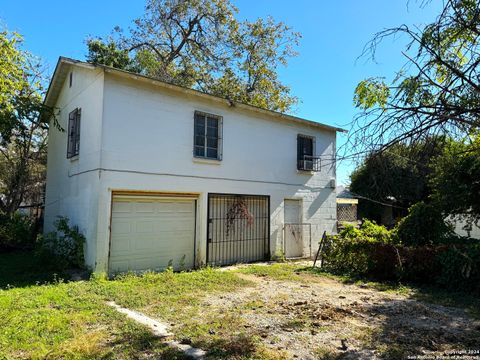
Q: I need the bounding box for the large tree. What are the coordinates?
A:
[86,0,300,112]
[0,31,28,141]
[350,139,445,222]
[0,30,54,216]
[430,134,480,229]
[349,0,480,156]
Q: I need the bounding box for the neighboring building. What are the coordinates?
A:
[448,217,480,239]
[43,57,344,274]
[336,186,358,229]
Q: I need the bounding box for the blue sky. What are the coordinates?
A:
[1,1,441,184]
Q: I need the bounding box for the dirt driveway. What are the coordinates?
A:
[197,264,480,359]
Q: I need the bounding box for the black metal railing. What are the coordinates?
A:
[297,155,322,172]
[207,193,270,266]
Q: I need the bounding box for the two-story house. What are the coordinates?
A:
[43,57,344,274]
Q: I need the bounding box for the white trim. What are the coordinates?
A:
[193,158,221,165]
[337,198,359,204]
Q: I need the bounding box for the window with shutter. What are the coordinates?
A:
[67,108,81,158]
[193,111,222,160]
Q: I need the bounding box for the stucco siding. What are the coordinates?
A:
[45,64,338,272]
[100,74,335,187]
[93,173,336,271]
[44,66,104,268]
[90,73,337,271]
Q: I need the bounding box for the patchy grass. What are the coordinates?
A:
[0,254,288,359]
[1,256,479,359]
[0,275,208,359]
[236,262,307,281]
[0,279,183,359]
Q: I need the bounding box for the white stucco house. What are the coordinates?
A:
[43,57,344,274]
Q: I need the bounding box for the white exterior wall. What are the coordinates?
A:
[448,217,480,239]
[45,65,338,272]
[90,73,337,271]
[44,66,105,268]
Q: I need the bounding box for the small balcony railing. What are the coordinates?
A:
[297,155,321,172]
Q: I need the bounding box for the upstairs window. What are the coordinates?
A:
[67,108,81,158]
[194,111,222,160]
[297,134,320,171]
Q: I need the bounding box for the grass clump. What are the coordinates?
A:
[0,260,253,359]
[237,263,306,281]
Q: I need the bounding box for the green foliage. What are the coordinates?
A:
[0,28,55,216]
[436,244,480,293]
[430,135,480,229]
[353,78,390,109]
[399,246,444,283]
[86,39,134,70]
[323,221,401,280]
[323,218,480,294]
[0,260,253,359]
[237,263,304,282]
[350,139,445,222]
[342,220,393,244]
[0,29,55,145]
[86,0,300,112]
[0,213,34,251]
[36,217,85,269]
[0,31,27,116]
[350,0,480,156]
[394,202,454,246]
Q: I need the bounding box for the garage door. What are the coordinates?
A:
[109,195,196,274]
[207,193,269,266]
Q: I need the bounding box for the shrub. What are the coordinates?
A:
[339,220,393,244]
[357,219,393,243]
[324,239,402,280]
[436,244,480,294]
[36,217,85,269]
[399,246,445,283]
[394,202,453,246]
[323,221,402,280]
[0,213,35,251]
[323,217,480,294]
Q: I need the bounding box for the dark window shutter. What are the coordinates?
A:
[67,111,75,158]
[297,135,304,161]
[67,108,81,158]
[75,109,81,155]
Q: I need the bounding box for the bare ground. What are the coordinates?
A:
[201,269,480,359]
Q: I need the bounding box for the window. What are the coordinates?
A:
[69,72,73,88]
[67,108,81,158]
[194,111,222,160]
[297,134,317,171]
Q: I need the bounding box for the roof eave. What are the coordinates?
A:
[44,57,347,133]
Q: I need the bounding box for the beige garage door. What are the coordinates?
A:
[109,195,196,274]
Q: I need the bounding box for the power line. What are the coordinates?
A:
[344,190,407,209]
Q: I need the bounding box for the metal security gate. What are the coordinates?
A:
[207,193,270,266]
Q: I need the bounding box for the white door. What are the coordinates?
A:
[109,195,196,274]
[284,199,303,258]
